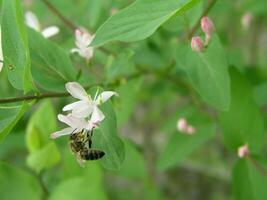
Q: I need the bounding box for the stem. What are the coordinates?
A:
[248,156,267,178]
[42,0,77,31]
[187,0,218,39]
[0,65,189,104]
[37,173,49,200]
[0,82,100,104]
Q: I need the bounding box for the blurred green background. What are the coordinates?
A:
[0,0,267,199]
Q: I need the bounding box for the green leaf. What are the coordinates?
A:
[157,124,215,171]
[253,82,267,106]
[91,0,201,46]
[114,140,146,178]
[28,29,77,92]
[105,49,135,82]
[49,176,107,200]
[94,102,125,170]
[233,158,267,200]
[25,100,60,173]
[176,35,231,110]
[219,68,265,153]
[0,103,29,143]
[1,0,34,92]
[27,142,61,173]
[116,78,142,126]
[26,100,57,152]
[0,162,43,200]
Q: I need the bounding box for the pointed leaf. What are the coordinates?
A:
[91,0,201,46]
[1,0,34,92]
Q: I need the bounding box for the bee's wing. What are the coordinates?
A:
[76,156,86,168]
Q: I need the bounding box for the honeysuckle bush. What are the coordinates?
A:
[0,0,267,199]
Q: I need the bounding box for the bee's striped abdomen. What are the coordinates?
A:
[80,149,105,160]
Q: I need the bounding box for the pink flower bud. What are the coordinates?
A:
[241,12,253,30]
[201,16,215,36]
[238,144,249,158]
[177,118,188,132]
[186,125,196,135]
[191,36,204,52]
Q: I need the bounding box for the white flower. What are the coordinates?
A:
[50,114,98,139]
[177,117,196,135]
[0,27,3,72]
[63,82,118,120]
[25,11,59,38]
[71,28,94,60]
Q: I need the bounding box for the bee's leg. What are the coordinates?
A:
[84,129,94,149]
[70,128,77,135]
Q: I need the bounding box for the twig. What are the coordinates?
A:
[0,83,99,104]
[0,64,189,104]
[248,156,267,178]
[187,0,218,39]
[42,0,77,31]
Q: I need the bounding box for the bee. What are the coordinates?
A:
[69,129,105,163]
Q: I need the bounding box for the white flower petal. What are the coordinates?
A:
[58,114,76,128]
[96,91,118,105]
[65,82,89,100]
[91,106,105,124]
[42,26,59,38]
[50,127,73,139]
[25,11,41,31]
[62,100,87,111]
[58,114,88,131]
[71,103,94,118]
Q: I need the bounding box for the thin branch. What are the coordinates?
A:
[248,156,267,178]
[0,83,99,104]
[0,64,190,104]
[42,0,77,31]
[187,0,218,39]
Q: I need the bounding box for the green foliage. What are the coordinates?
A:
[28,29,77,92]
[0,162,43,200]
[220,68,265,153]
[91,0,201,46]
[233,158,267,200]
[26,101,60,173]
[157,124,215,171]
[113,140,146,178]
[0,0,267,199]
[0,103,29,143]
[176,35,231,110]
[1,0,34,93]
[94,102,125,170]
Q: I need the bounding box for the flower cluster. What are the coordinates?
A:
[51,82,118,139]
[191,16,215,52]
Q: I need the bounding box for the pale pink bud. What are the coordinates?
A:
[201,16,215,36]
[177,118,188,132]
[186,125,196,135]
[238,144,249,158]
[241,12,253,30]
[191,36,204,52]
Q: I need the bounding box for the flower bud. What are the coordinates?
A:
[201,16,215,36]
[191,36,204,52]
[201,16,215,45]
[237,144,249,158]
[241,12,253,30]
[177,118,188,132]
[186,125,196,135]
